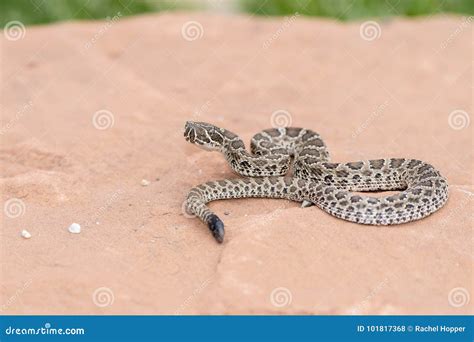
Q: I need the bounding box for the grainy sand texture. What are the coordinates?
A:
[1,13,472,314]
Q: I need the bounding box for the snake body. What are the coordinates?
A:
[184,121,448,243]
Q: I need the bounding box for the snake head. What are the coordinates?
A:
[184,121,225,151]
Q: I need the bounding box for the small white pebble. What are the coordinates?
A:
[21,230,31,239]
[95,221,100,225]
[141,179,151,186]
[68,223,81,234]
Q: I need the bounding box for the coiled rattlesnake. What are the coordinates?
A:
[184,121,448,243]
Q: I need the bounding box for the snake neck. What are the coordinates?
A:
[223,144,290,177]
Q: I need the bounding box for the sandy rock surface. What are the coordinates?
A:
[1,13,472,314]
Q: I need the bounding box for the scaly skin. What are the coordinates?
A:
[184,121,449,243]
